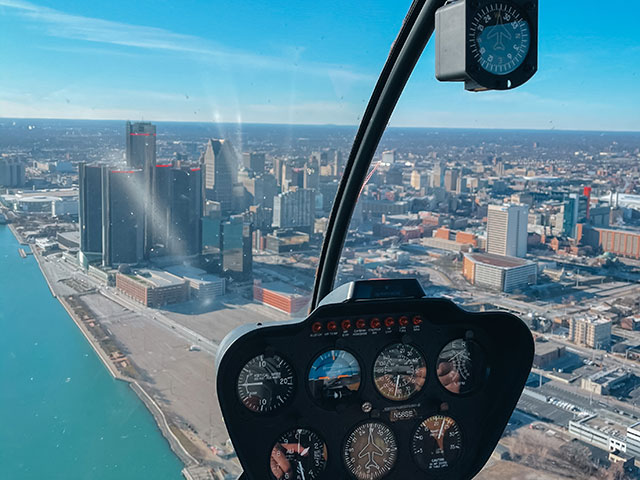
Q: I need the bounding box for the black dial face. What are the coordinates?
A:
[437,339,488,395]
[470,3,531,75]
[343,422,398,480]
[237,354,295,413]
[308,350,361,407]
[373,344,427,401]
[412,416,463,471]
[270,428,328,480]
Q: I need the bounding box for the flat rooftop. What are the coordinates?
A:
[465,252,534,269]
[257,281,310,298]
[127,269,185,288]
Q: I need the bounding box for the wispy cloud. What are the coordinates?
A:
[0,0,374,82]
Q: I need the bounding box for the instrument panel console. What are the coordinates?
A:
[216,279,533,480]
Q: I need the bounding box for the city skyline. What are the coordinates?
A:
[0,0,638,131]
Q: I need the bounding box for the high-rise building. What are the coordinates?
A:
[203,139,238,213]
[273,188,316,233]
[431,162,445,189]
[303,162,320,190]
[242,152,266,173]
[221,215,252,279]
[410,170,428,191]
[101,169,145,266]
[487,204,529,258]
[126,122,156,169]
[148,164,203,258]
[0,158,25,187]
[444,169,459,193]
[382,150,397,164]
[78,163,104,257]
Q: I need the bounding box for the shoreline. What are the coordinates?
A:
[13,229,203,478]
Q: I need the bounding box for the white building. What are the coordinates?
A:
[487,204,529,258]
[463,252,537,293]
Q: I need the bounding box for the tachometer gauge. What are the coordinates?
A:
[237,354,295,413]
[270,428,328,480]
[308,350,361,407]
[437,339,488,395]
[470,3,531,75]
[373,344,426,401]
[411,416,463,471]
[343,422,397,480]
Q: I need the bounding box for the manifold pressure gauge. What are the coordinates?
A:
[436,0,538,91]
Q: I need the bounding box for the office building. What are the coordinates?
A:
[203,139,238,213]
[101,169,145,266]
[569,316,612,349]
[221,215,252,278]
[463,252,537,293]
[242,152,266,173]
[410,170,429,191]
[444,169,459,193]
[115,268,189,307]
[147,164,202,258]
[382,150,397,164]
[0,158,25,187]
[253,279,311,315]
[593,228,640,259]
[79,163,103,257]
[487,204,529,258]
[125,122,156,170]
[431,162,445,189]
[273,188,315,232]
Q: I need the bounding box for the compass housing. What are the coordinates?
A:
[435,0,538,91]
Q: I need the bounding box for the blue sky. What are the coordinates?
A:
[0,0,638,130]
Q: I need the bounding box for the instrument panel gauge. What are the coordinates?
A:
[373,344,426,401]
[437,339,488,395]
[270,428,328,480]
[343,422,398,480]
[411,416,463,471]
[237,354,295,413]
[308,350,361,407]
[469,2,531,75]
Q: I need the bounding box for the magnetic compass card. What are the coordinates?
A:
[216,280,534,480]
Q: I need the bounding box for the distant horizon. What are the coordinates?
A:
[2,116,640,135]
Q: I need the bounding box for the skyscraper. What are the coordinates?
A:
[487,204,529,258]
[444,169,459,193]
[203,139,238,213]
[148,164,203,258]
[102,168,145,266]
[242,152,266,173]
[0,158,25,187]
[126,122,156,169]
[79,163,103,258]
[221,215,252,279]
[273,188,316,233]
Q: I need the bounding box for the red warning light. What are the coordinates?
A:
[370,318,382,329]
[341,319,352,331]
[399,316,409,327]
[312,322,323,333]
[356,319,366,329]
[327,321,338,332]
[384,317,395,328]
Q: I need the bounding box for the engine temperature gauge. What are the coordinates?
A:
[373,344,426,401]
[411,416,463,471]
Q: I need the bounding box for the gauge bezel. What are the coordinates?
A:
[342,420,399,480]
[306,347,364,409]
[465,0,538,90]
[235,351,297,415]
[268,427,329,480]
[372,342,428,402]
[411,414,465,474]
[435,338,490,397]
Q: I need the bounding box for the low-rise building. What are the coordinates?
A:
[165,265,225,302]
[533,342,565,369]
[253,280,310,315]
[569,315,612,349]
[462,252,537,293]
[580,368,632,396]
[116,269,188,307]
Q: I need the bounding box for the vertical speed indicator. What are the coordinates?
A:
[469,3,531,75]
[237,354,295,413]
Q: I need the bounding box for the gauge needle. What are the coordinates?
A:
[297,462,306,480]
[394,375,400,396]
[438,419,446,439]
